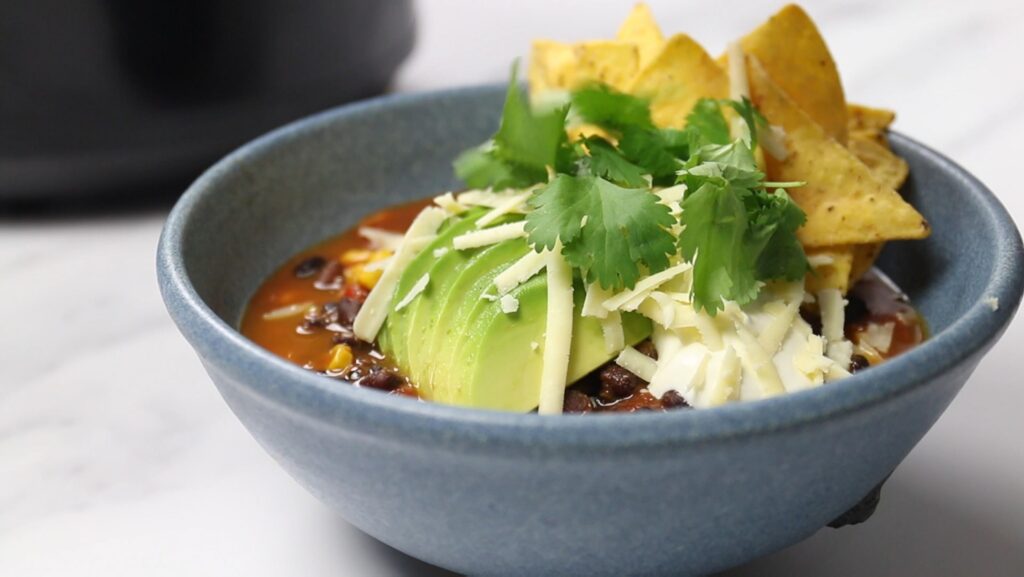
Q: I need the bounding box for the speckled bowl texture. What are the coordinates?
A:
[158,85,1024,577]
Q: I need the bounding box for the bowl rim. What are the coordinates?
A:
[157,84,1024,452]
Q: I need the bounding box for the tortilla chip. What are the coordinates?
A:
[805,247,855,293]
[849,243,884,284]
[616,3,665,68]
[628,34,728,129]
[849,132,909,192]
[848,103,895,134]
[528,40,639,100]
[567,123,616,143]
[747,57,929,247]
[734,4,848,144]
[841,131,910,285]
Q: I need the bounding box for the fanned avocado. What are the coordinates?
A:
[377,208,485,372]
[379,211,651,411]
[437,271,650,411]
[403,214,526,381]
[412,233,530,389]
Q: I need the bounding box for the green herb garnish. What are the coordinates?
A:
[453,68,809,314]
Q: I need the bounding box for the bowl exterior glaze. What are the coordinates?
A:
[158,86,1023,577]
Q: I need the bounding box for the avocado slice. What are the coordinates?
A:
[435,270,650,411]
[409,231,530,389]
[379,212,652,411]
[377,208,484,372]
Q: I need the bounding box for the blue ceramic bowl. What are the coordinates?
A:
[157,85,1023,576]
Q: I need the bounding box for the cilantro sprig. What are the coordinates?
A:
[453,68,809,314]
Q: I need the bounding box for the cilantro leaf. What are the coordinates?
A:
[454,143,538,190]
[746,189,810,281]
[526,175,676,290]
[678,183,759,314]
[617,126,683,185]
[723,96,768,148]
[685,98,731,148]
[570,84,654,130]
[579,137,650,188]
[454,63,573,188]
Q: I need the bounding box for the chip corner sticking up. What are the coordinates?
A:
[746,56,929,247]
[616,3,665,68]
[804,247,854,294]
[528,39,640,100]
[735,3,848,145]
[627,34,728,129]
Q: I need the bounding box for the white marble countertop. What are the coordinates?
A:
[2,1,1022,575]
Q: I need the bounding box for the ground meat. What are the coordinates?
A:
[561,340,692,413]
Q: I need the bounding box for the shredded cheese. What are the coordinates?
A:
[476,191,533,227]
[861,321,895,354]
[537,246,574,415]
[602,262,692,312]
[581,282,613,319]
[262,302,315,321]
[432,247,449,258]
[494,249,547,294]
[359,227,405,251]
[394,273,430,312]
[499,294,519,314]
[817,289,847,343]
[433,192,467,214]
[452,221,527,250]
[615,346,658,383]
[601,311,625,353]
[352,207,447,341]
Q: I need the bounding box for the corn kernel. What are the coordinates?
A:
[340,249,372,265]
[327,344,354,372]
[354,265,383,289]
[368,249,393,263]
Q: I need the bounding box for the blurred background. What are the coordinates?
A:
[1,1,1021,575]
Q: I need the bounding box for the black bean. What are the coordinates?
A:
[336,297,363,327]
[661,390,690,409]
[634,339,659,360]
[361,370,402,391]
[331,331,359,346]
[314,261,343,290]
[599,364,645,401]
[563,389,593,413]
[293,256,327,279]
[846,294,869,324]
[850,354,870,373]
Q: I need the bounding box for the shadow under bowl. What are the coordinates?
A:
[157,85,1024,577]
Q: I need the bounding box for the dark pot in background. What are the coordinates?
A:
[0,0,415,199]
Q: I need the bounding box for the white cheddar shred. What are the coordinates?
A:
[615,346,658,383]
[494,249,547,294]
[602,262,692,312]
[537,247,574,415]
[352,207,447,341]
[394,274,430,312]
[452,221,527,250]
[499,294,520,314]
[359,227,405,251]
[476,191,533,227]
[601,311,625,353]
